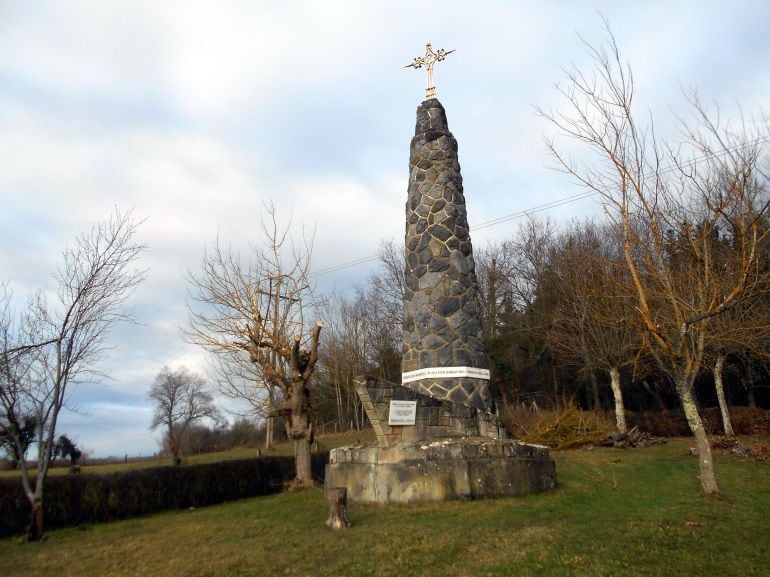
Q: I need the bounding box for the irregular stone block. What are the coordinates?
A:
[326,438,557,503]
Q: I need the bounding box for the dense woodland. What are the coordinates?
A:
[310,214,770,431]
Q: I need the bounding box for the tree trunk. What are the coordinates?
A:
[334,374,344,432]
[740,363,757,409]
[641,379,667,411]
[286,322,322,488]
[294,434,313,488]
[171,443,182,465]
[326,487,350,530]
[713,353,734,436]
[608,367,627,434]
[27,497,44,542]
[290,377,314,488]
[551,361,560,408]
[677,379,720,495]
[746,384,757,409]
[265,416,274,450]
[589,371,601,411]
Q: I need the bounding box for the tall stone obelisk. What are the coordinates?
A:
[401,99,492,413]
[323,45,557,503]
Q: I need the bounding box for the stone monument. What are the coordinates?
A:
[325,44,556,503]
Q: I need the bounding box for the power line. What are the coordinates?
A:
[309,190,598,280]
[310,133,770,280]
[152,133,770,374]
[311,254,381,278]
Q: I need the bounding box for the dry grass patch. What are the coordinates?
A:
[502,405,615,449]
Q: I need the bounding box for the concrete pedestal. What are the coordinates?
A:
[325,438,556,504]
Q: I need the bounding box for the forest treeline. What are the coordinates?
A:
[174,205,770,452]
[311,214,770,434]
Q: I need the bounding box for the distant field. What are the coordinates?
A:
[1,437,768,577]
[0,429,376,478]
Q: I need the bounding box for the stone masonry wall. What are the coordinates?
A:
[402,98,492,412]
[355,377,504,448]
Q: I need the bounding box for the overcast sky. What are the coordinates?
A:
[1,1,768,458]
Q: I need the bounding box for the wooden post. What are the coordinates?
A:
[326,487,350,530]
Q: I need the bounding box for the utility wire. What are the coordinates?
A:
[310,190,598,279]
[311,133,770,279]
[155,133,770,372]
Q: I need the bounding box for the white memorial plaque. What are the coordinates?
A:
[401,366,491,384]
[388,400,418,426]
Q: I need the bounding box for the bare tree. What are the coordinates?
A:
[149,366,220,464]
[370,239,406,328]
[476,217,560,406]
[540,22,770,494]
[186,204,322,488]
[317,294,368,432]
[0,209,145,539]
[314,239,405,432]
[362,240,406,383]
[207,349,283,449]
[704,274,770,436]
[548,220,641,432]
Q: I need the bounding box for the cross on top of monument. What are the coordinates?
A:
[405,42,455,99]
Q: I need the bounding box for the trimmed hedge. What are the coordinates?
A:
[0,453,328,538]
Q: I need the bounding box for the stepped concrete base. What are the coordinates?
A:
[325,437,556,503]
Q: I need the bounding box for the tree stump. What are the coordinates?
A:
[326,487,350,530]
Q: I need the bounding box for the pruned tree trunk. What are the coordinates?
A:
[326,487,350,530]
[291,388,314,488]
[608,366,627,434]
[185,202,322,493]
[287,323,322,489]
[678,380,720,495]
[713,353,734,436]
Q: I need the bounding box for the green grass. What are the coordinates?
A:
[0,429,376,478]
[1,438,768,577]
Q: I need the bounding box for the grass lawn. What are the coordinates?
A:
[1,437,768,577]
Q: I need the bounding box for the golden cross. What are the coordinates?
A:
[405,42,455,99]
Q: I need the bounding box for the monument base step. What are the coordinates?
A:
[325,437,557,503]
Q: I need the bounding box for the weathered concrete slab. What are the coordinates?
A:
[326,438,556,504]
